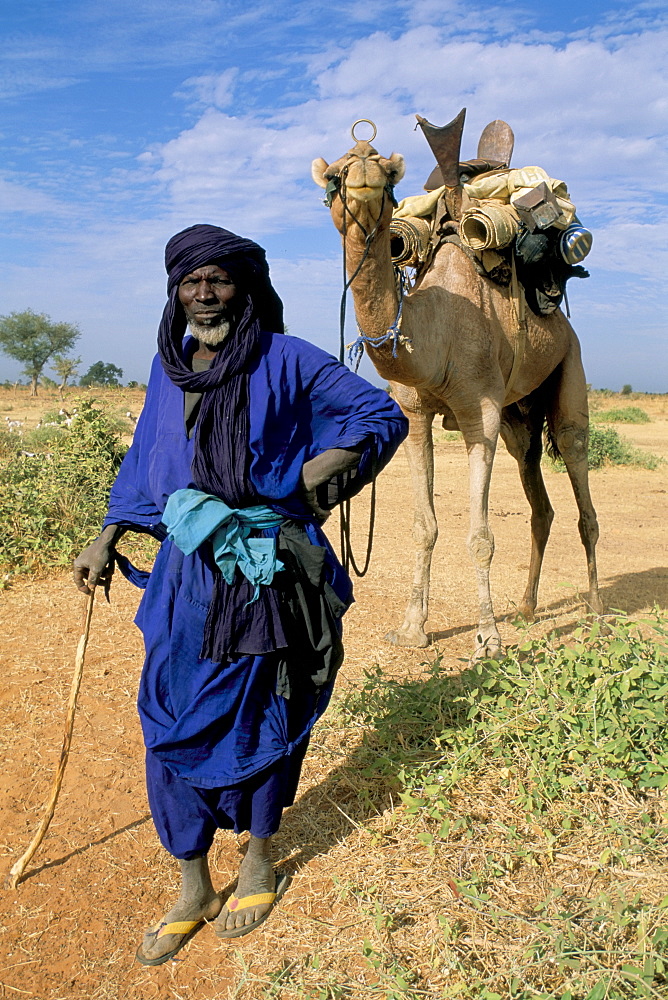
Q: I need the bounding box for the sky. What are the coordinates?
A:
[0,0,666,391]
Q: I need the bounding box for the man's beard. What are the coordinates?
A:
[187,317,231,346]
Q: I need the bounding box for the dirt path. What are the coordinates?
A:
[0,411,666,999]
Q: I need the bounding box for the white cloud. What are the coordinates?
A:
[177,69,239,110]
[0,178,69,215]
[592,218,668,277]
[141,110,335,233]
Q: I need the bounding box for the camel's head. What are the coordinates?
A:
[312,140,405,233]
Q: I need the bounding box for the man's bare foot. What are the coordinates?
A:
[138,894,222,964]
[137,855,221,965]
[214,835,277,936]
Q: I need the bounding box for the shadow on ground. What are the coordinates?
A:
[274,664,465,877]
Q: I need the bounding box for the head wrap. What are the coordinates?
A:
[158,223,284,506]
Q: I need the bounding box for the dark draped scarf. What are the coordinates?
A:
[158,223,283,505]
[158,223,286,660]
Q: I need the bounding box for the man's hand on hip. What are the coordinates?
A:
[300,446,364,523]
[300,446,364,492]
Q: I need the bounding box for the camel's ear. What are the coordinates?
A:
[311,157,330,189]
[387,153,406,185]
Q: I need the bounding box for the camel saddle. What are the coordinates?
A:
[418,109,515,197]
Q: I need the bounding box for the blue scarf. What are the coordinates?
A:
[163,488,285,601]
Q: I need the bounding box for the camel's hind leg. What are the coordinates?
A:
[385,409,437,649]
[500,400,554,619]
[546,341,603,614]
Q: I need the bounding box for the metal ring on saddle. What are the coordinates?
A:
[351,119,377,143]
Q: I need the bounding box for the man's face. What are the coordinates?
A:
[178,265,237,344]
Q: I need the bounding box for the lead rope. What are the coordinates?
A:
[337,168,384,577]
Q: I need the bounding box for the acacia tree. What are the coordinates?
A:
[52,354,81,400]
[0,310,80,397]
[79,361,124,387]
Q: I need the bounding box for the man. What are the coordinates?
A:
[73,224,407,965]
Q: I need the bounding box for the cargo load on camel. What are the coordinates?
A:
[390,110,592,318]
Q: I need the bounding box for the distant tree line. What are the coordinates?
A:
[0,309,141,395]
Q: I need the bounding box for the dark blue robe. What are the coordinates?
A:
[104,332,407,850]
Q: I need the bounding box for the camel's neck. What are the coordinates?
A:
[343,224,399,350]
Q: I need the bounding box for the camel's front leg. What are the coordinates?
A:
[459,395,503,660]
[385,410,436,648]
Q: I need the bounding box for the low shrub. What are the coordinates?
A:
[433,428,462,443]
[0,429,18,460]
[592,406,651,424]
[334,611,668,999]
[588,425,660,469]
[22,425,67,449]
[547,425,662,471]
[588,425,637,467]
[39,409,68,425]
[344,612,668,812]
[0,398,127,573]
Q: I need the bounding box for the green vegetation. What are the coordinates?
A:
[0,310,80,397]
[310,612,668,1000]
[23,424,68,448]
[240,613,668,998]
[0,398,126,574]
[592,407,651,424]
[347,615,668,809]
[434,428,462,443]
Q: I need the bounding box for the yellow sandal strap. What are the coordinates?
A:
[156,919,202,939]
[226,891,277,912]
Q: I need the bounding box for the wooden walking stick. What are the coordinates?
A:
[6,587,96,889]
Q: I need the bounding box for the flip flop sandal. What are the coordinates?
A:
[135,917,205,966]
[216,872,290,940]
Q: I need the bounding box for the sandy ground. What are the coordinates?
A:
[0,390,666,998]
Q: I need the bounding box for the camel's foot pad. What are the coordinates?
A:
[384,627,430,649]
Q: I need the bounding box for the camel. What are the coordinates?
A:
[312,120,602,658]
